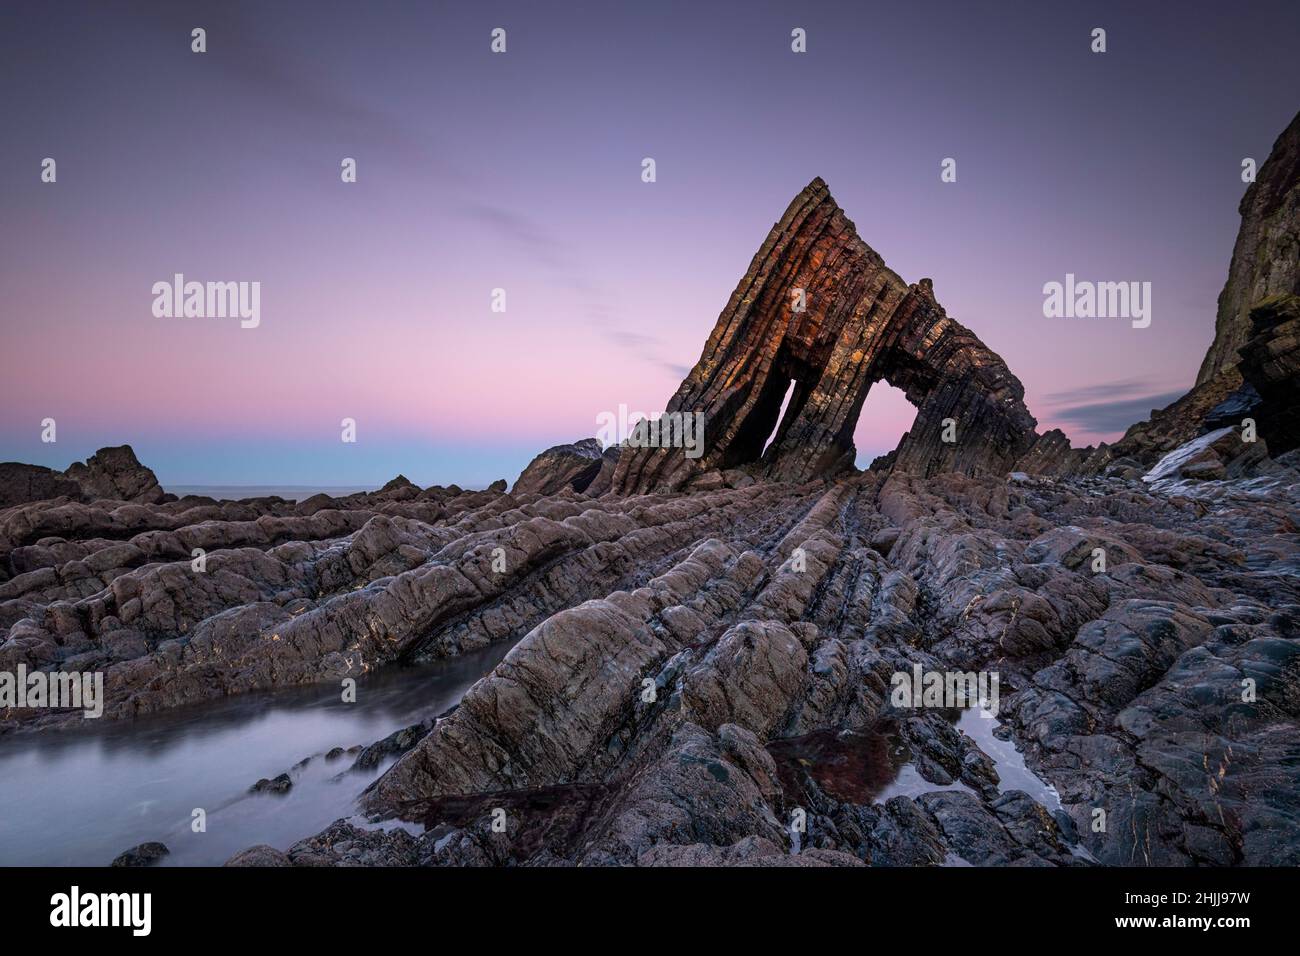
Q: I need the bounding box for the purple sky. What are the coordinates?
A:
[2,0,1298,487]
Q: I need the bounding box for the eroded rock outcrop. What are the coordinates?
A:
[1103,368,1245,470]
[110,841,170,867]
[63,445,164,504]
[191,464,1295,869]
[0,463,81,509]
[512,438,605,496]
[2,416,1295,872]
[1106,286,1300,474]
[0,444,163,509]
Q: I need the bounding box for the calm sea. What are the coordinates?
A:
[166,486,379,502]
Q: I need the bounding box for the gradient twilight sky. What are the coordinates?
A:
[2,1,1298,488]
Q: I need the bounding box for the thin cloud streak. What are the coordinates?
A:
[1046,391,1186,434]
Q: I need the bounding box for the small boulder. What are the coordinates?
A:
[110,841,170,867]
[224,845,292,867]
[250,773,293,795]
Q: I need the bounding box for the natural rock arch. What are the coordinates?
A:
[611,178,1042,493]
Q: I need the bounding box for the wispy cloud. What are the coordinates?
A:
[605,330,659,349]
[1044,384,1186,434]
[457,202,573,271]
[1042,378,1185,407]
[133,0,443,168]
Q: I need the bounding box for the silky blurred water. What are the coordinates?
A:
[0,641,515,866]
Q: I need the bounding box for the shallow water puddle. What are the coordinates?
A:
[954,707,1062,811]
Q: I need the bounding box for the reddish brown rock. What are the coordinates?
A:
[9,140,1300,873]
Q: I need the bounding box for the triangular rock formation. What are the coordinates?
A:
[611,178,1041,493]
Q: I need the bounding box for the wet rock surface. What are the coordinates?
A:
[1142,427,1286,483]
[250,773,293,795]
[12,460,1271,868]
[4,339,1298,872]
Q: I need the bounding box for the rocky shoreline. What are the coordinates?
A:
[4,110,1299,869]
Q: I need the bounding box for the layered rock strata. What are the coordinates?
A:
[219,467,1298,867]
[1236,293,1300,454]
